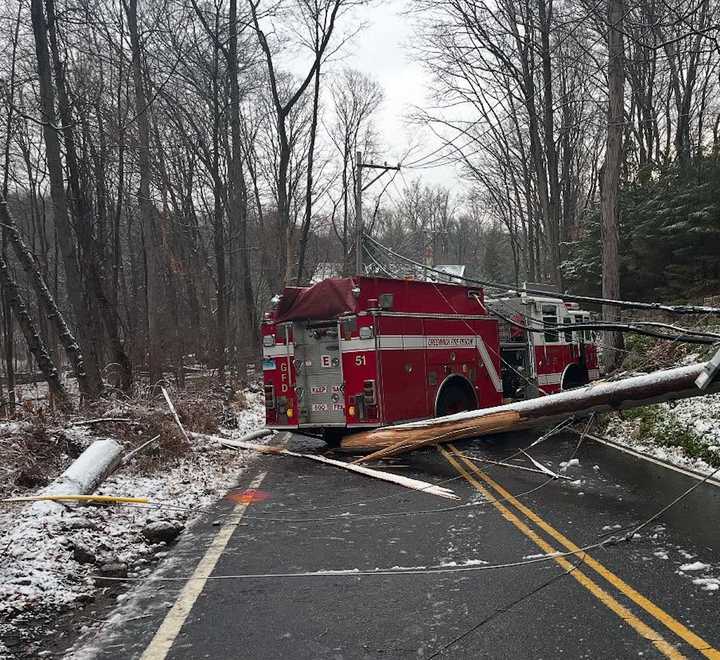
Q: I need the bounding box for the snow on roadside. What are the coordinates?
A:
[604,392,720,477]
[0,391,266,659]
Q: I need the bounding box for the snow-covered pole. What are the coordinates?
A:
[344,361,720,459]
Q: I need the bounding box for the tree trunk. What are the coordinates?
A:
[0,257,15,414]
[538,0,561,284]
[0,252,71,410]
[296,62,321,285]
[227,0,256,355]
[126,0,163,385]
[29,0,103,398]
[600,0,626,372]
[44,0,134,392]
[0,200,93,393]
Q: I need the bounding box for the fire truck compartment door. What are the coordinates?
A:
[293,322,345,425]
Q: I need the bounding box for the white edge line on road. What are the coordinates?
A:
[588,433,720,489]
[140,471,268,660]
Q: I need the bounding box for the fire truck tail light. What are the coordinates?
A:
[363,379,377,405]
[264,384,275,409]
[286,408,294,418]
[348,405,356,417]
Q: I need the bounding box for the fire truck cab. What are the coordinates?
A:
[487,293,600,399]
[262,276,600,439]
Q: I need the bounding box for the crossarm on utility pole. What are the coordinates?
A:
[362,164,401,192]
[354,152,400,275]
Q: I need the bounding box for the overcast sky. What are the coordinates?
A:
[341,0,465,195]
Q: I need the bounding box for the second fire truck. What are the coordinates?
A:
[262,276,599,440]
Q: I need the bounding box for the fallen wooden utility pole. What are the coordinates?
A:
[202,434,459,499]
[33,439,124,514]
[343,360,720,462]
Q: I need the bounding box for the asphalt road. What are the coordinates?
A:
[72,431,720,660]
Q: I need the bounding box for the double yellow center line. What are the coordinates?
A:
[440,444,720,660]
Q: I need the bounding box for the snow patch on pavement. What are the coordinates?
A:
[692,578,720,591]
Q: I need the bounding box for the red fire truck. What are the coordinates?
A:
[486,293,600,399]
[262,276,599,440]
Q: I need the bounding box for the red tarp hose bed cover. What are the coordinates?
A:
[275,278,359,322]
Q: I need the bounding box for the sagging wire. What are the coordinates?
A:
[0,418,579,527]
[421,272,552,396]
[89,543,605,583]
[488,305,720,346]
[486,296,639,362]
[426,552,589,659]
[467,293,552,396]
[575,427,720,546]
[81,415,716,585]
[364,233,720,317]
[605,308,719,383]
[623,467,720,542]
[363,244,395,278]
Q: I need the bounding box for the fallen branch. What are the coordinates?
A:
[122,434,161,465]
[236,428,275,443]
[210,434,460,499]
[68,417,135,427]
[161,386,190,444]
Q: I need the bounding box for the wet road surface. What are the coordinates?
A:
[70,432,720,659]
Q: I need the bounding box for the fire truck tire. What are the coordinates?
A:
[561,363,589,391]
[322,429,345,447]
[435,377,478,417]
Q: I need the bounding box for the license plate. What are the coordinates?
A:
[311,403,328,412]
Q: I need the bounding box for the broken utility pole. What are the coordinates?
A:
[354,151,400,274]
[341,357,720,461]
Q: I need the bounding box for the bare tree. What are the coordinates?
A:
[249,0,345,284]
[327,68,382,274]
[29,0,104,397]
[125,0,166,385]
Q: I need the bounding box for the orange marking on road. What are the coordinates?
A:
[227,489,271,504]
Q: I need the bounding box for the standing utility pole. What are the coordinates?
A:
[354,151,363,274]
[354,151,400,274]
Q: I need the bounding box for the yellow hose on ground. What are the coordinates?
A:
[1,494,150,505]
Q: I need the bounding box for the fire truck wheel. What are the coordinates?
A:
[322,430,345,447]
[435,377,478,417]
[561,364,590,391]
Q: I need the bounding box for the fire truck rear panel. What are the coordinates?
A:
[293,321,346,426]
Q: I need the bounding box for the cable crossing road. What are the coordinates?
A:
[74,433,720,660]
